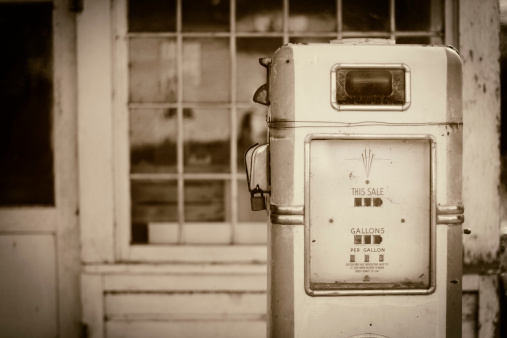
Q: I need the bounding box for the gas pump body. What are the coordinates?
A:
[247,41,463,337]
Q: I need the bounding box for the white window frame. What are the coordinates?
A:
[112,0,270,262]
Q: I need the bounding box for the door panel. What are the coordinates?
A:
[0,234,57,337]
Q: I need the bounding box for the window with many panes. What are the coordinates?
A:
[116,0,453,252]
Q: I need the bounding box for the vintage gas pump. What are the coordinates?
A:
[245,40,464,337]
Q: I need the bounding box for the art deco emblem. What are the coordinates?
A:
[361,146,374,178]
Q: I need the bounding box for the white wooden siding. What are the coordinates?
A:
[82,264,267,338]
[106,320,265,338]
[104,274,266,292]
[82,269,488,338]
[81,274,105,338]
[106,293,265,319]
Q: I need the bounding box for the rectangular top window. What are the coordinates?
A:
[331,64,410,111]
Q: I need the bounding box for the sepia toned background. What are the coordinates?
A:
[0,0,505,336]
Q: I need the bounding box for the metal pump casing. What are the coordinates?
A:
[248,41,464,338]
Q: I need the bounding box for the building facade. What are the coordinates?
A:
[0,0,502,337]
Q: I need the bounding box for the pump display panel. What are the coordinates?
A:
[304,134,436,296]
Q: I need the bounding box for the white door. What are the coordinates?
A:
[0,1,80,337]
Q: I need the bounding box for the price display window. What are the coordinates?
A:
[305,135,436,295]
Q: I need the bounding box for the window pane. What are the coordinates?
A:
[396,0,443,31]
[343,0,389,32]
[237,108,268,171]
[182,0,229,32]
[396,37,431,45]
[238,179,267,222]
[129,38,177,103]
[184,109,230,173]
[131,180,178,243]
[130,109,177,173]
[185,181,226,222]
[0,3,54,205]
[128,0,176,32]
[237,38,282,103]
[289,0,336,32]
[237,0,283,32]
[289,37,331,44]
[183,38,230,103]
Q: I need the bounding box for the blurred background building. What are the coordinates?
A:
[0,0,504,337]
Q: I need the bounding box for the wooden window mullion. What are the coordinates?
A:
[337,0,343,40]
[390,0,396,40]
[283,0,289,44]
[230,0,238,244]
[176,0,185,244]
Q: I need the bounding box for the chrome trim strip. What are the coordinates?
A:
[270,214,304,225]
[268,121,463,128]
[330,63,411,111]
[437,204,464,215]
[437,214,465,224]
[270,204,304,215]
[305,286,436,297]
[304,134,437,296]
[303,133,436,143]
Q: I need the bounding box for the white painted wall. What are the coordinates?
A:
[461,0,501,265]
